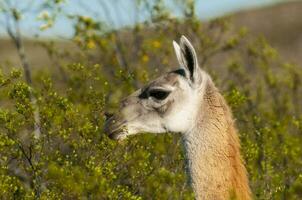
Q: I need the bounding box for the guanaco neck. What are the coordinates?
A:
[182,80,251,200]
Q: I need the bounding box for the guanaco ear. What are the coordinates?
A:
[179,35,201,83]
[173,40,184,67]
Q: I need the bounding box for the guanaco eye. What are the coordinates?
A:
[149,89,170,100]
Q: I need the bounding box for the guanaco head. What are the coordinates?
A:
[104,36,209,140]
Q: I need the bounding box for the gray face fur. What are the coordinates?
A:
[104,36,206,140]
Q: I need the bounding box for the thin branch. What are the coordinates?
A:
[5,13,17,42]
[17,142,35,172]
[2,1,41,139]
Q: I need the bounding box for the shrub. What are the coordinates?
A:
[0,16,301,200]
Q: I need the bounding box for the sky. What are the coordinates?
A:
[0,0,283,38]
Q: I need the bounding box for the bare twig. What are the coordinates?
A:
[2,1,41,140]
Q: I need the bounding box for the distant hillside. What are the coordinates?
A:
[232,1,302,64]
[0,1,301,69]
[0,39,75,71]
[0,39,46,69]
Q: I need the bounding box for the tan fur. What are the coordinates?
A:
[183,80,251,200]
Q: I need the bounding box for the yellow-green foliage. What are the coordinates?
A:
[0,17,302,200]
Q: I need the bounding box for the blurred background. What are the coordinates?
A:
[1,0,302,68]
[0,0,301,199]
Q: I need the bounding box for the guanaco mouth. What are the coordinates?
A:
[104,116,128,140]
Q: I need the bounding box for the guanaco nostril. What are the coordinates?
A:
[121,100,127,107]
[121,98,132,107]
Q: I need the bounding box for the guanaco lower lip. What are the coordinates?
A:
[104,116,127,140]
[108,129,128,140]
[107,125,127,140]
